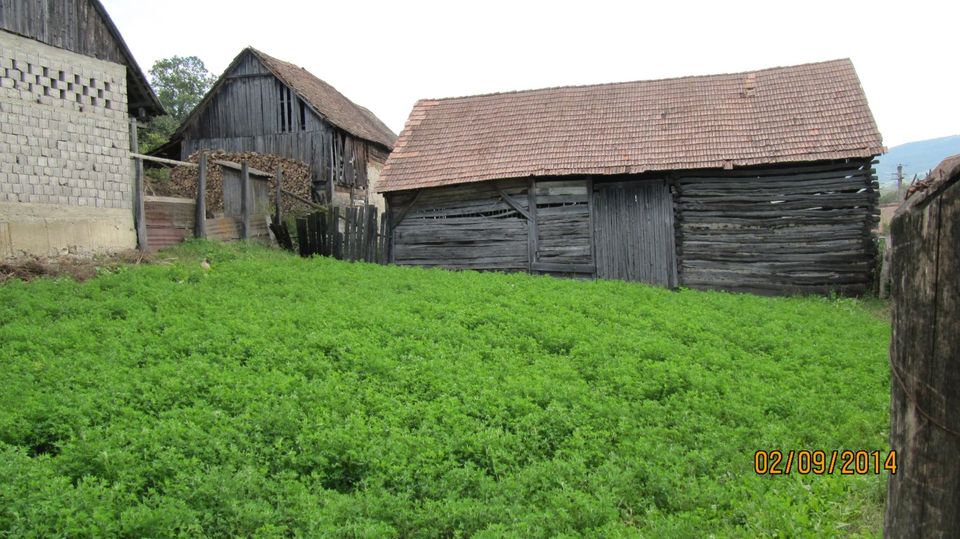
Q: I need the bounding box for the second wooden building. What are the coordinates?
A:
[377,59,885,295]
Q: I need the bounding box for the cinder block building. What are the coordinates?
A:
[0,0,163,257]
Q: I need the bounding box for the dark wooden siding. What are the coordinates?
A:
[389,180,530,271]
[674,159,879,295]
[534,180,592,266]
[180,51,372,196]
[594,179,677,286]
[0,0,157,112]
[387,162,878,295]
[1,0,124,65]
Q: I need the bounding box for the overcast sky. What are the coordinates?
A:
[103,0,957,148]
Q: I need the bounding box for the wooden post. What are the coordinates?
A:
[386,210,394,264]
[274,166,283,225]
[885,156,960,537]
[586,176,597,280]
[366,204,377,262]
[344,207,354,261]
[379,212,388,264]
[295,217,308,256]
[195,153,207,238]
[128,119,147,251]
[134,157,147,252]
[332,206,342,259]
[240,160,250,240]
[527,178,539,273]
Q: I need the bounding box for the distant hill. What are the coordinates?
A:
[876,135,960,186]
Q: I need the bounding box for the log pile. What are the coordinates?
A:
[147,151,316,215]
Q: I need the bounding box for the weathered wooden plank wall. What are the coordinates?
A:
[0,0,153,111]
[674,159,879,295]
[143,195,269,251]
[1,0,119,63]
[594,179,676,286]
[144,196,195,252]
[222,169,271,217]
[885,155,960,537]
[389,180,531,271]
[534,180,592,266]
[386,161,878,294]
[180,51,373,198]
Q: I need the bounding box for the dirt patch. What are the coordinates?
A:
[0,250,151,284]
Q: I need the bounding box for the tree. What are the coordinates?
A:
[149,55,217,122]
[139,56,217,153]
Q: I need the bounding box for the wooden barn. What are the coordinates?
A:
[0,0,164,257]
[163,47,396,212]
[378,59,885,295]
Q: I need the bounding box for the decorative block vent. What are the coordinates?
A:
[0,57,119,113]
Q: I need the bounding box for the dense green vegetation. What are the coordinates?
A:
[0,242,891,537]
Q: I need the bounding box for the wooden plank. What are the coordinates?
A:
[673,160,874,179]
[530,262,597,273]
[295,218,308,256]
[332,206,342,259]
[274,167,282,224]
[528,179,538,271]
[195,153,207,238]
[366,205,378,262]
[130,152,199,168]
[240,161,250,240]
[495,186,532,220]
[593,180,675,285]
[587,177,597,278]
[392,189,423,227]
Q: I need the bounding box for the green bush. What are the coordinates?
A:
[0,241,891,537]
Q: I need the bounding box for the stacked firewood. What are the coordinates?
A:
[150,151,316,215]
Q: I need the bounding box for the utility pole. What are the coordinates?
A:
[896,164,904,202]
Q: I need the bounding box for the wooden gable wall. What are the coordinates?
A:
[180,51,372,198]
[0,0,159,113]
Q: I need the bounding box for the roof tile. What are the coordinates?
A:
[379,59,883,192]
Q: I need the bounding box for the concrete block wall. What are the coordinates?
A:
[0,30,135,257]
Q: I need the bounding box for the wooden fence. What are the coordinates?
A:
[131,151,274,252]
[293,205,389,263]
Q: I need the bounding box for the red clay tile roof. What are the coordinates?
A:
[378,59,883,192]
[250,48,396,149]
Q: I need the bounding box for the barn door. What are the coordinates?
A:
[593,180,677,286]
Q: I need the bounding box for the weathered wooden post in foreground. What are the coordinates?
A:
[274,166,283,225]
[195,153,207,238]
[240,160,250,240]
[885,155,960,537]
[129,118,147,251]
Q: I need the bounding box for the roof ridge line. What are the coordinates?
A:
[419,58,854,103]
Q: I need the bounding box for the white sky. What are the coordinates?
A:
[102,0,958,148]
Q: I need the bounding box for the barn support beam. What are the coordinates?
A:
[527,179,539,272]
[495,186,531,220]
[391,189,423,229]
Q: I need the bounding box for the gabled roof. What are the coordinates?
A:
[175,47,395,150]
[378,59,884,192]
[250,49,396,149]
